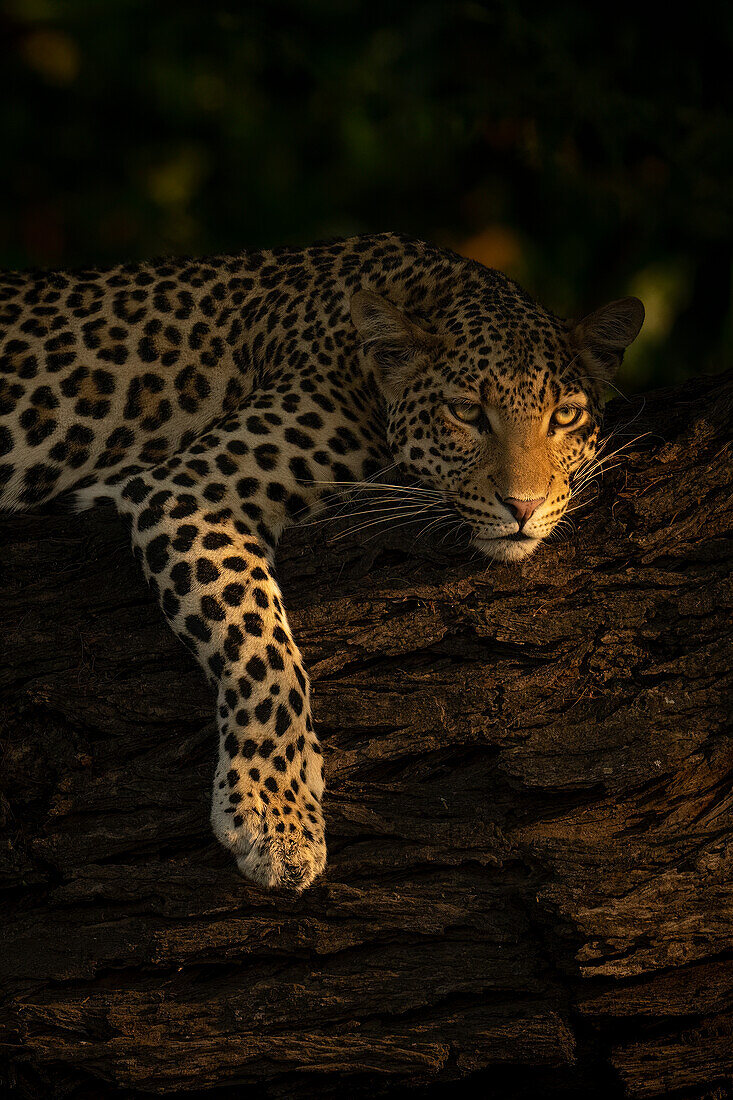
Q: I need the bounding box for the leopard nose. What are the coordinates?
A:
[500,496,546,528]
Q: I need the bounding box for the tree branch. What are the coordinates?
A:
[1,371,731,1099]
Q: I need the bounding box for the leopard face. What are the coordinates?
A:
[351,285,644,563]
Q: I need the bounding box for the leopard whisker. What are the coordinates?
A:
[300,491,442,529]
[352,511,445,545]
[325,501,441,543]
[295,478,450,526]
[410,511,457,544]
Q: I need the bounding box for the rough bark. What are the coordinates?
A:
[1,371,731,1100]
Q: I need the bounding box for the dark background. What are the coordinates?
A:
[1,0,731,391]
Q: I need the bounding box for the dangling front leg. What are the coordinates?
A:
[115,472,326,891]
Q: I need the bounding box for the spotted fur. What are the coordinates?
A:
[0,233,643,890]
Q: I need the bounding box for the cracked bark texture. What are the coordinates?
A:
[1,370,732,1100]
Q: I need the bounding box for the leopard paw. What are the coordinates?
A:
[212,799,326,891]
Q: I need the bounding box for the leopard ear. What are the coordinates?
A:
[571,297,645,380]
[350,289,433,400]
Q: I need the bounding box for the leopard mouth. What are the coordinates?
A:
[472,532,541,562]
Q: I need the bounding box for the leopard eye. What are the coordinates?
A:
[448,401,483,425]
[551,405,586,429]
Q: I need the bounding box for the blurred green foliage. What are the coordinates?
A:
[1,0,731,390]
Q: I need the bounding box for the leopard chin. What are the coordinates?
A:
[473,534,541,563]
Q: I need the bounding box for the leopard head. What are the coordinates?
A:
[351,280,644,562]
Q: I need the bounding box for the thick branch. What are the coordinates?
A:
[1,371,732,1099]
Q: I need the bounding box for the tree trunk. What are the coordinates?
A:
[1,371,731,1100]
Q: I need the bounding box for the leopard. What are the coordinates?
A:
[0,232,644,891]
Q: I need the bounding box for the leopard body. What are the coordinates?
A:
[0,232,643,888]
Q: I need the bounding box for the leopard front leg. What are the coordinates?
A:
[210,614,326,891]
[116,474,326,891]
